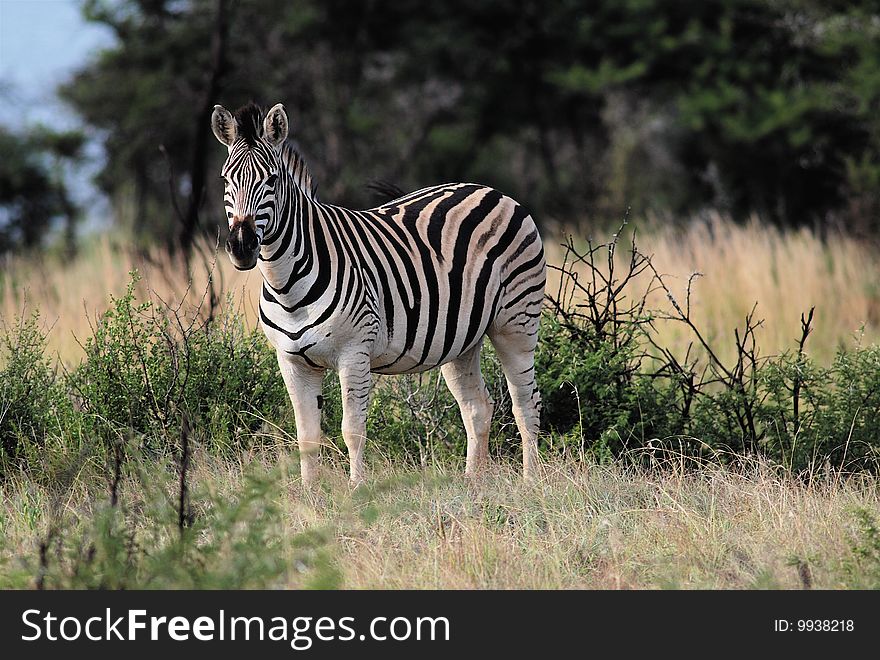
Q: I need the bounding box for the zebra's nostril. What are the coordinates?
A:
[243,229,259,251]
[226,223,258,264]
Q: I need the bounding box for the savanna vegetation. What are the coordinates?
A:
[3,218,880,589]
[2,0,880,589]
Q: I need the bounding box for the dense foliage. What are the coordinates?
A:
[52,0,880,250]
[0,314,70,462]
[66,274,288,452]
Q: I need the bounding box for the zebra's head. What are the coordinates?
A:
[211,102,289,270]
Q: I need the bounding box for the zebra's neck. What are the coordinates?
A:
[258,148,325,310]
[260,140,317,254]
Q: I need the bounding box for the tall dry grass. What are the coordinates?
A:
[548,213,880,363]
[1,236,263,364]
[2,214,879,364]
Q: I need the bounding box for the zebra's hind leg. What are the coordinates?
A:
[277,354,325,486]
[440,341,493,475]
[488,324,542,481]
[338,356,372,487]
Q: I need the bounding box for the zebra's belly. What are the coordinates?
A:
[367,319,491,375]
[264,322,482,374]
[369,353,442,375]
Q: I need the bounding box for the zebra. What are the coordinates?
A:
[211,102,546,485]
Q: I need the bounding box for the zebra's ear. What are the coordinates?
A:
[211,105,237,148]
[263,103,289,148]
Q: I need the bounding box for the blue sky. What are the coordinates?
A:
[0,0,115,219]
[0,0,114,126]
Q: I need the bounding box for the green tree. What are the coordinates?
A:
[0,125,84,255]
[59,0,880,244]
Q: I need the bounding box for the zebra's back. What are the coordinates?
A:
[363,182,545,373]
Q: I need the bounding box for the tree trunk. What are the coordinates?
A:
[179,0,231,256]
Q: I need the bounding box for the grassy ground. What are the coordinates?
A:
[2,450,879,589]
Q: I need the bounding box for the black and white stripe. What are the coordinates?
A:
[212,102,546,484]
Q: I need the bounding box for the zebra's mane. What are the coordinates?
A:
[233,102,318,201]
[233,102,264,146]
[279,140,319,201]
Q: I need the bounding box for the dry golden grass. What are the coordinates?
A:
[3,450,877,589]
[547,213,880,363]
[288,457,874,589]
[3,214,878,365]
[1,235,263,364]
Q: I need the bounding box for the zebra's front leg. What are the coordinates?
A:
[338,357,372,486]
[277,354,325,486]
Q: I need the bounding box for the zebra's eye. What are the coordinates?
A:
[265,174,278,187]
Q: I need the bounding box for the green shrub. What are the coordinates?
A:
[67,272,287,452]
[535,314,683,454]
[535,231,880,472]
[5,461,336,589]
[840,507,880,589]
[816,346,880,469]
[0,314,70,473]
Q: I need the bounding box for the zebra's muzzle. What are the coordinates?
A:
[226,218,260,270]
